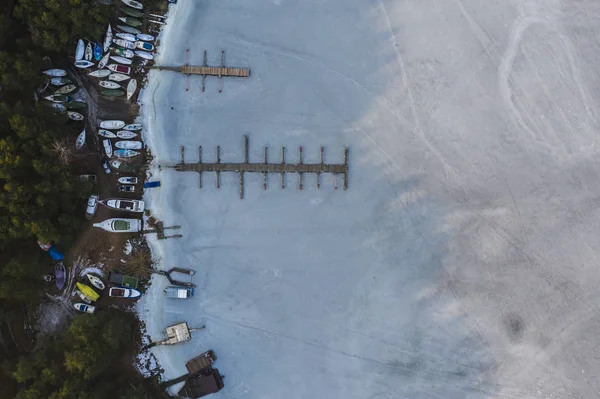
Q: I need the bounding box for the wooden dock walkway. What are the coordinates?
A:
[162,136,349,199]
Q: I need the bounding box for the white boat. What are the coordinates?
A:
[109,287,142,298]
[104,198,145,213]
[117,25,141,35]
[88,69,111,78]
[98,129,117,138]
[75,290,91,304]
[108,73,130,82]
[99,81,121,89]
[135,41,154,51]
[107,64,131,75]
[115,140,142,150]
[43,69,66,77]
[103,139,113,157]
[54,84,76,95]
[112,38,136,50]
[114,149,140,158]
[110,55,132,65]
[136,33,155,42]
[126,78,137,100]
[117,177,138,184]
[75,60,95,69]
[44,94,69,103]
[121,0,143,10]
[149,19,166,26]
[116,131,137,139]
[103,24,113,52]
[93,218,141,233]
[75,129,86,150]
[75,39,85,60]
[68,111,84,121]
[50,77,70,86]
[134,50,153,60]
[123,123,142,131]
[51,103,67,112]
[85,42,93,61]
[98,52,110,69]
[113,48,135,58]
[116,32,136,42]
[87,274,105,290]
[99,120,125,129]
[119,185,135,192]
[73,303,95,313]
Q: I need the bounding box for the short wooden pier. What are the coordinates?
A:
[163,136,349,199]
[149,49,250,92]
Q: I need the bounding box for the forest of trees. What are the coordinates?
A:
[0,1,166,398]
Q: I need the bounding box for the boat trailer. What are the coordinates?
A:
[152,267,196,287]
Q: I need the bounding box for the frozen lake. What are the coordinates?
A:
[139,1,600,398]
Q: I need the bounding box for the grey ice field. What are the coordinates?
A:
[139,0,600,397]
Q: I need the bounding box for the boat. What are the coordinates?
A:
[88,69,111,78]
[75,290,91,304]
[103,198,145,213]
[108,64,131,75]
[116,24,141,35]
[121,0,143,11]
[110,159,137,172]
[44,94,70,103]
[55,262,66,290]
[99,120,125,129]
[136,33,155,42]
[43,69,66,77]
[103,139,113,157]
[98,129,117,138]
[76,282,100,302]
[134,50,153,60]
[101,89,125,97]
[73,303,96,313]
[50,103,67,112]
[93,43,102,61]
[113,48,134,58]
[115,140,142,150]
[103,24,113,52]
[119,185,135,192]
[50,77,71,86]
[75,39,85,60]
[148,19,166,26]
[93,218,141,233]
[109,73,130,82]
[116,131,137,139]
[85,42,93,61]
[75,59,95,69]
[135,41,154,51]
[114,149,140,158]
[126,78,137,100]
[110,55,132,65]
[115,32,137,42]
[87,274,105,290]
[112,38,136,49]
[67,111,84,121]
[54,84,77,95]
[120,7,144,18]
[99,81,121,89]
[123,123,142,131]
[109,287,142,298]
[66,100,87,109]
[98,52,110,69]
[76,129,86,150]
[118,17,142,27]
[117,177,138,184]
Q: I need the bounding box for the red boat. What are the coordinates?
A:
[108,64,131,75]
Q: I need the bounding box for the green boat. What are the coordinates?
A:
[120,7,144,18]
[66,101,87,110]
[118,17,142,27]
[101,89,125,97]
[117,25,141,35]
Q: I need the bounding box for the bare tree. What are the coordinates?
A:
[52,138,74,164]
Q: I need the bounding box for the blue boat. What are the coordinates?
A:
[144,181,161,188]
[93,43,102,61]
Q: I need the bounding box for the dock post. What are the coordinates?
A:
[318,146,324,189]
[180,146,185,164]
[299,146,303,190]
[218,50,225,93]
[216,145,221,188]
[263,147,268,190]
[281,146,285,189]
[239,172,244,199]
[343,147,349,190]
[201,50,207,92]
[244,135,249,164]
[198,146,203,188]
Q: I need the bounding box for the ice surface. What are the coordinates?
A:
[137,0,600,397]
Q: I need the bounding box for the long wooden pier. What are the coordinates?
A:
[163,136,349,199]
[149,49,250,92]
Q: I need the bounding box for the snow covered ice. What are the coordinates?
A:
[138,0,600,397]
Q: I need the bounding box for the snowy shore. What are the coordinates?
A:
[138,1,600,398]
